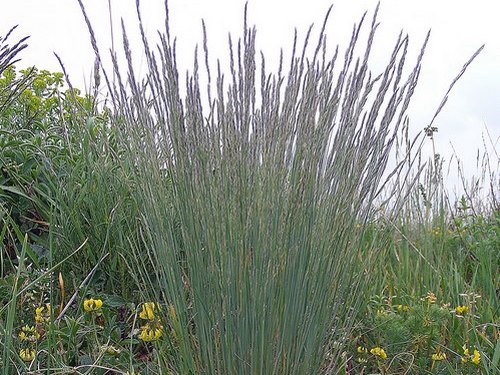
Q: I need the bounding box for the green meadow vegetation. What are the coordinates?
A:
[0,2,498,374]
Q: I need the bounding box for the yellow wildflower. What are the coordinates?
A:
[397,304,409,312]
[83,298,103,312]
[139,323,163,342]
[455,305,469,315]
[471,349,480,365]
[431,351,446,361]
[357,346,367,354]
[376,309,386,316]
[19,348,36,362]
[18,325,40,342]
[461,345,470,363]
[139,327,154,342]
[139,302,158,320]
[370,347,387,360]
[461,345,480,365]
[34,304,51,323]
[35,306,44,317]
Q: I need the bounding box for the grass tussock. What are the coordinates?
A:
[76,1,437,373]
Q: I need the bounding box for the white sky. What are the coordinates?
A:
[2,0,499,195]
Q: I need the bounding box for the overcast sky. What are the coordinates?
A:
[2,0,499,196]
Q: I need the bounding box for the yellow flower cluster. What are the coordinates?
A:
[139,324,163,342]
[83,298,103,312]
[18,325,39,362]
[35,304,51,324]
[138,302,163,342]
[139,302,159,320]
[472,350,481,365]
[431,351,446,361]
[369,347,387,360]
[431,227,442,236]
[461,345,481,365]
[19,348,36,362]
[396,304,410,312]
[18,305,49,363]
[455,305,469,315]
[357,346,388,360]
[18,325,40,343]
[357,346,368,354]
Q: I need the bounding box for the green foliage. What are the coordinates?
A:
[0,65,96,273]
[0,64,141,297]
[351,292,495,374]
[53,146,144,295]
[0,65,164,301]
[352,115,499,373]
[5,288,168,373]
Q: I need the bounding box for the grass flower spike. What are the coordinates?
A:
[169,304,177,321]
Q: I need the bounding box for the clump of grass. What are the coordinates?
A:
[74,0,447,372]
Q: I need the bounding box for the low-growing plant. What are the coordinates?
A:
[350,291,497,374]
[7,284,178,374]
